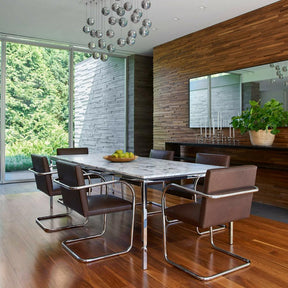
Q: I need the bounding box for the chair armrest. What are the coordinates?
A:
[28,167,57,176]
[83,171,106,182]
[53,179,135,198]
[163,183,258,200]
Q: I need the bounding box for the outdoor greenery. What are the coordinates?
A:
[231,98,288,135]
[4,42,90,171]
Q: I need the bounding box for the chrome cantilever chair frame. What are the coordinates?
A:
[28,167,88,232]
[175,153,230,235]
[54,177,136,263]
[162,181,258,281]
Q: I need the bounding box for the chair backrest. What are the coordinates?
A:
[56,160,89,216]
[199,165,257,228]
[195,153,230,167]
[31,154,54,196]
[56,147,89,155]
[149,149,174,160]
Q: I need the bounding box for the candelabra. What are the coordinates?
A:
[196,128,239,145]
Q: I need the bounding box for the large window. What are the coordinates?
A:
[0,41,127,183]
[4,43,70,181]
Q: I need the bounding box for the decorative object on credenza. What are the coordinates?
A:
[197,113,238,145]
[231,99,288,146]
[81,0,152,62]
[248,130,275,146]
[196,127,238,145]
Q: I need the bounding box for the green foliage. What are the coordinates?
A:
[231,98,288,135]
[4,42,90,171]
[5,155,32,172]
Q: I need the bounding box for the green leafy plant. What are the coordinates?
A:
[231,98,288,135]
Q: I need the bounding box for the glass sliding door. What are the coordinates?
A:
[4,42,69,182]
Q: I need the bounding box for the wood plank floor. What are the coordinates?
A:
[1,187,288,288]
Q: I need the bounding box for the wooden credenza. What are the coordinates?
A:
[165,142,288,209]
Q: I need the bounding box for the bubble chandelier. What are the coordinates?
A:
[270,63,288,80]
[82,0,152,61]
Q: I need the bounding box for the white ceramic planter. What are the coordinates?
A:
[249,130,275,146]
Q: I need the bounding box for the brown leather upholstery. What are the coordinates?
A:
[164,165,257,229]
[56,160,133,218]
[195,153,230,167]
[149,149,174,160]
[55,160,135,263]
[30,154,78,233]
[31,154,61,196]
[56,147,106,181]
[192,152,230,191]
[57,147,89,155]
[169,153,230,198]
[162,165,258,280]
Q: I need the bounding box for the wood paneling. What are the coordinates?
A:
[128,55,153,156]
[166,142,288,209]
[153,0,288,149]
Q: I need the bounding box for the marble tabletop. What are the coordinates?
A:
[51,153,223,181]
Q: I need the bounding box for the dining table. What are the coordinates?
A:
[51,153,223,270]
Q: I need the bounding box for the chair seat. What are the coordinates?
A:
[87,195,133,216]
[165,202,201,226]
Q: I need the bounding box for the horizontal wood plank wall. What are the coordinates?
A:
[127,55,153,156]
[153,0,288,149]
[134,55,153,156]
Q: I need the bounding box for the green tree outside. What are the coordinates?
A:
[4,42,89,171]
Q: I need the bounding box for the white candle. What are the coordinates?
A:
[233,128,235,138]
[217,112,220,130]
[212,119,215,135]
[220,113,222,130]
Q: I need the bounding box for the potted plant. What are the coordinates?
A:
[231,98,288,146]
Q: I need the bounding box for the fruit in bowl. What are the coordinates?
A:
[111,150,135,159]
[104,150,137,162]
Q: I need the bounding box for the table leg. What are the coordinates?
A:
[142,181,148,270]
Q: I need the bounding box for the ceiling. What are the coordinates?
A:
[0,0,280,57]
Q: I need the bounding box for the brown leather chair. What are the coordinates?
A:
[149,149,175,160]
[187,153,230,192]
[162,165,258,281]
[57,147,106,188]
[29,154,87,232]
[56,147,89,155]
[167,153,231,234]
[54,160,136,263]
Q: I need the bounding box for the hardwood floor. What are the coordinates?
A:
[1,187,288,288]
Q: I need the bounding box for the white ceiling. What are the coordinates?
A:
[0,0,280,56]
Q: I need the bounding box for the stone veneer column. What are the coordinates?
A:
[74,57,126,154]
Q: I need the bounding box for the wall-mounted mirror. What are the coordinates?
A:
[189,60,288,128]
